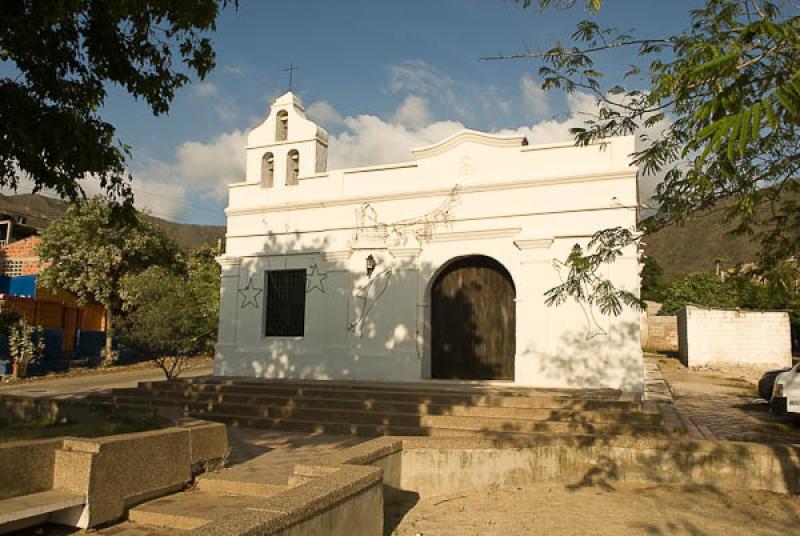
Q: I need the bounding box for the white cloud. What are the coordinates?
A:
[189,81,240,123]
[520,74,550,120]
[387,60,512,126]
[191,82,219,98]
[323,89,592,170]
[306,100,344,128]
[321,87,669,209]
[127,129,247,220]
[328,115,464,169]
[392,95,432,129]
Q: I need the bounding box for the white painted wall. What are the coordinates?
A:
[214,92,644,390]
[678,305,792,368]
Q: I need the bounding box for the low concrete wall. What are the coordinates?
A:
[0,439,62,500]
[186,433,800,536]
[678,305,792,368]
[58,428,194,527]
[0,395,159,424]
[398,436,800,496]
[0,420,228,529]
[194,464,384,536]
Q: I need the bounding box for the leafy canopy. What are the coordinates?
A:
[659,266,800,328]
[120,246,220,379]
[0,1,233,202]
[36,196,179,311]
[498,0,800,312]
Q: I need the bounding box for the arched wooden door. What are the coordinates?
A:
[431,256,515,380]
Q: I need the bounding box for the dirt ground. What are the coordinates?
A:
[386,482,800,536]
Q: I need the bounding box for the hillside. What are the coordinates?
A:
[0,193,225,251]
[644,191,800,280]
[643,205,761,279]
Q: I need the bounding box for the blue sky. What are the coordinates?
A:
[12,1,698,225]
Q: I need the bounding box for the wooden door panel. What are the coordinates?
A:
[432,256,515,380]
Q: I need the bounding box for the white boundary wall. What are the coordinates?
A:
[678,305,792,368]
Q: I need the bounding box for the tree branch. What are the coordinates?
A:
[479,38,675,61]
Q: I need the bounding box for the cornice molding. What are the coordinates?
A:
[323,250,352,262]
[428,227,521,243]
[514,238,554,250]
[225,170,636,216]
[411,129,526,159]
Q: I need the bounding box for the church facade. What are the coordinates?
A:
[214,92,643,390]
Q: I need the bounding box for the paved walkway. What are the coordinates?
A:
[0,364,213,399]
[649,353,800,444]
[215,427,364,484]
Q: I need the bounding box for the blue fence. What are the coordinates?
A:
[0,275,37,297]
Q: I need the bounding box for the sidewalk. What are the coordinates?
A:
[0,362,213,399]
[648,353,800,444]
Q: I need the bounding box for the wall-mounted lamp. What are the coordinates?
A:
[366,254,376,277]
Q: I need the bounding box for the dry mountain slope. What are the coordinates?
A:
[0,193,225,251]
[644,189,800,280]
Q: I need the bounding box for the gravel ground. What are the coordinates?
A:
[387,482,800,536]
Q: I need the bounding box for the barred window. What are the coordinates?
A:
[2,260,23,277]
[264,270,306,337]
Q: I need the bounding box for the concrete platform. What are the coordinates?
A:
[0,490,84,533]
[128,490,273,530]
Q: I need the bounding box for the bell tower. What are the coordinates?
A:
[245,92,329,187]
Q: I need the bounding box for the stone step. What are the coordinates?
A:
[114,383,640,412]
[195,472,286,497]
[128,490,269,530]
[188,410,670,438]
[89,396,665,435]
[95,520,185,535]
[139,377,625,400]
[153,376,621,397]
[89,392,660,425]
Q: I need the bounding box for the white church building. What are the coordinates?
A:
[214,92,643,390]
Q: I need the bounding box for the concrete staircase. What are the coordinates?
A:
[88,378,675,439]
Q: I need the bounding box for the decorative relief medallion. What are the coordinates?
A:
[458,155,476,176]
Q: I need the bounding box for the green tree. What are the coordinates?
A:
[0,1,234,202]
[659,267,800,325]
[120,246,220,379]
[640,255,666,302]
[496,1,800,313]
[660,272,740,315]
[36,197,179,361]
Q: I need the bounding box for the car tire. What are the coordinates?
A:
[759,369,790,400]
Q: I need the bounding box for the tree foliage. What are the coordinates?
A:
[0,1,233,202]
[120,245,220,379]
[36,197,179,359]
[640,255,667,302]
[660,266,800,329]
[494,0,800,314]
[8,318,45,378]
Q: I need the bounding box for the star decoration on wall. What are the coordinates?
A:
[238,277,263,308]
[306,263,328,294]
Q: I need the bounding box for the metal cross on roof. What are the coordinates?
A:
[284,63,298,92]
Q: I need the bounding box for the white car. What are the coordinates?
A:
[770,363,800,414]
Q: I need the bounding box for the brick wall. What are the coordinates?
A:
[640,300,678,353]
[677,305,792,368]
[1,236,41,276]
[643,315,679,352]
